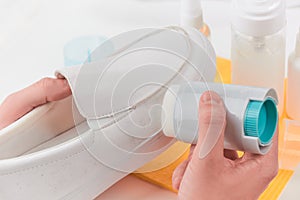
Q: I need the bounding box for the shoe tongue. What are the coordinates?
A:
[55,56,182,122]
[55,27,216,129]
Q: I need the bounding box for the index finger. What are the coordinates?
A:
[0,78,71,130]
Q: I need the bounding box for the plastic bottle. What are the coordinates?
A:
[231,0,286,116]
[161,82,278,155]
[180,0,210,38]
[287,28,300,120]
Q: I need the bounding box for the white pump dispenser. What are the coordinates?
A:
[180,0,210,37]
[231,0,286,116]
[287,28,300,120]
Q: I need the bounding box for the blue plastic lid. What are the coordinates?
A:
[244,98,278,145]
[63,35,113,67]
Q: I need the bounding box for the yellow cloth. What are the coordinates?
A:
[133,58,294,199]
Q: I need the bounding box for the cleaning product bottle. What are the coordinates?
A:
[287,28,300,120]
[180,0,210,38]
[161,82,278,155]
[231,0,286,116]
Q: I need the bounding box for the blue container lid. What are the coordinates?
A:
[63,35,113,67]
[244,98,278,145]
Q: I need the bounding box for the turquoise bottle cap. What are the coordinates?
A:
[244,98,278,145]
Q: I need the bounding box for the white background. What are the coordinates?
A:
[0,0,300,102]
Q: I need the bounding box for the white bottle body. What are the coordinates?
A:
[162,83,278,155]
[287,53,300,120]
[231,28,285,116]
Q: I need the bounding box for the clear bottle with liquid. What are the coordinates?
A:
[231,0,286,116]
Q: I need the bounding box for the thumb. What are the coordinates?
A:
[193,91,226,163]
[175,91,227,199]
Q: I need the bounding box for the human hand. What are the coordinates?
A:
[0,78,71,130]
[172,91,278,200]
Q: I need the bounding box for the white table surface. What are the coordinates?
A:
[0,0,300,199]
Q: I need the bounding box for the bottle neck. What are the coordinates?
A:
[296,34,300,57]
[181,14,204,30]
[180,0,204,30]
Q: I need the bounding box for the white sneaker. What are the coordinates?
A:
[0,27,216,200]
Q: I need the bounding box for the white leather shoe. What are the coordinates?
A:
[0,27,216,199]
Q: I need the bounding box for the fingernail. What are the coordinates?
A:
[63,79,68,86]
[201,92,221,104]
[56,73,65,79]
[172,177,180,190]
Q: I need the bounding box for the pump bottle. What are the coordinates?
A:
[180,0,210,38]
[287,28,300,120]
[231,0,286,116]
